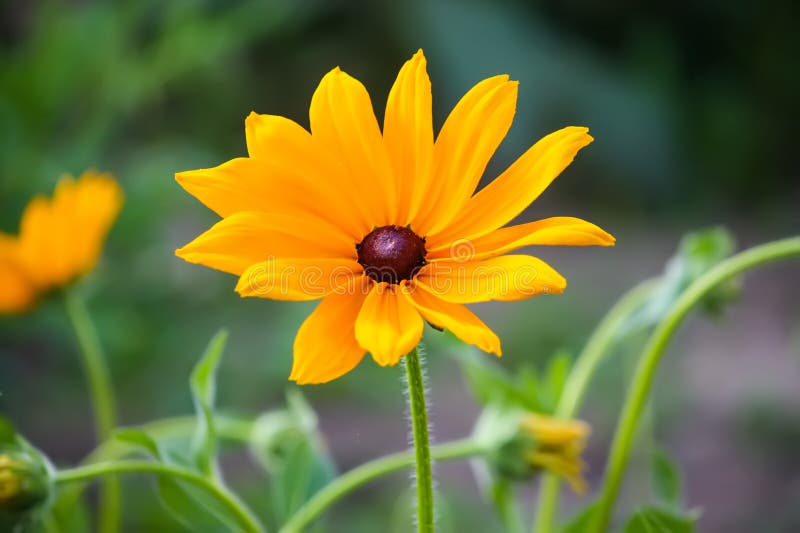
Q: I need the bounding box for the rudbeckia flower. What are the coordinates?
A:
[0,171,122,313]
[176,50,614,384]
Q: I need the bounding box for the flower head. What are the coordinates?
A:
[0,171,123,313]
[176,49,614,384]
[519,413,590,493]
[474,406,590,493]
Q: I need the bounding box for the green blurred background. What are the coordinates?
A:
[1,0,798,531]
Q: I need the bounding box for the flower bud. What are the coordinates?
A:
[0,448,52,523]
[473,405,590,493]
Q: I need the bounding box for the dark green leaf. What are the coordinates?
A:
[0,416,17,445]
[190,329,229,476]
[249,390,337,525]
[114,428,161,458]
[623,506,697,533]
[651,448,683,509]
[540,351,571,413]
[560,502,598,533]
[113,427,240,531]
[459,352,540,410]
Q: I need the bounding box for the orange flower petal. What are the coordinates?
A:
[290,280,370,384]
[414,75,518,235]
[407,283,501,355]
[176,211,356,276]
[429,217,615,262]
[383,50,434,225]
[354,282,424,366]
[429,127,593,246]
[310,67,395,227]
[235,257,363,301]
[417,255,566,304]
[176,154,364,242]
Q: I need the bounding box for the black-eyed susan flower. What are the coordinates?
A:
[0,171,122,313]
[176,50,614,384]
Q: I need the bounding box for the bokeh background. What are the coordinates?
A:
[1,1,799,531]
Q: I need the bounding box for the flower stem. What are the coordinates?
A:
[405,347,435,533]
[54,461,264,533]
[590,237,800,533]
[63,288,120,533]
[534,279,657,533]
[69,414,480,533]
[280,438,481,533]
[492,480,524,533]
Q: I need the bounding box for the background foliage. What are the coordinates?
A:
[1,1,798,531]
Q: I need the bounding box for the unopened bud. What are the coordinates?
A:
[473,406,590,493]
[0,448,51,518]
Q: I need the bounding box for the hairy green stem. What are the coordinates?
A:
[534,280,657,532]
[64,289,120,533]
[405,347,435,532]
[590,237,800,532]
[55,461,264,533]
[280,438,481,533]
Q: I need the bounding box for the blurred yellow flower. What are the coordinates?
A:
[0,171,122,313]
[176,49,614,384]
[520,413,590,494]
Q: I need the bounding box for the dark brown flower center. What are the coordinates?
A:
[356,225,427,284]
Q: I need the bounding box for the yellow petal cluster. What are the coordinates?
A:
[520,413,591,494]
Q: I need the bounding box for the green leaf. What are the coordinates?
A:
[114,427,161,458]
[190,329,229,476]
[249,390,337,525]
[560,502,598,533]
[623,506,697,533]
[155,473,241,532]
[113,427,240,531]
[540,351,571,413]
[0,416,16,445]
[459,351,540,411]
[620,227,737,336]
[651,448,683,509]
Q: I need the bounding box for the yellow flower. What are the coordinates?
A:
[520,413,590,494]
[176,49,614,384]
[0,171,123,313]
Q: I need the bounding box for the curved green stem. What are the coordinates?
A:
[55,461,264,533]
[280,438,481,533]
[405,347,435,532]
[63,289,120,533]
[534,279,657,532]
[590,237,800,532]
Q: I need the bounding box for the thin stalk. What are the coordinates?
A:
[492,481,524,533]
[405,347,435,532]
[590,237,800,532]
[534,279,657,533]
[55,461,264,533]
[280,438,481,533]
[66,414,480,532]
[63,288,120,533]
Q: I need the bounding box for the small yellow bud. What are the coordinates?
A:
[0,449,51,516]
[473,406,590,493]
[519,414,590,494]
